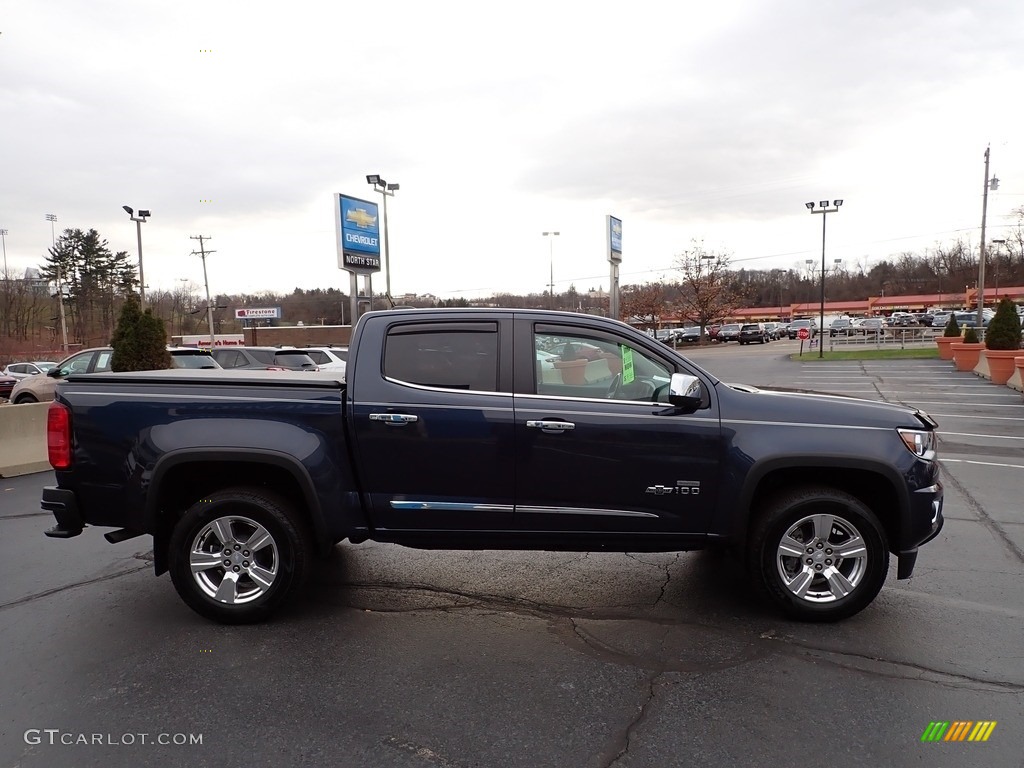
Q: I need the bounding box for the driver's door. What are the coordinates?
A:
[513,320,722,536]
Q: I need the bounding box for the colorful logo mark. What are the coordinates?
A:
[921,721,997,742]
[346,207,377,229]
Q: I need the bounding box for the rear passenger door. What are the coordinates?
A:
[350,318,516,532]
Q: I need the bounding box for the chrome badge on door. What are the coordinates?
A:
[645,481,701,496]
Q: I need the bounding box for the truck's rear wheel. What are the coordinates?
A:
[748,487,888,622]
[168,487,311,624]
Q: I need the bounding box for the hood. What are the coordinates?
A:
[719,382,937,430]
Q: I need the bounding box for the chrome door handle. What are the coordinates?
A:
[369,413,419,425]
[526,420,575,432]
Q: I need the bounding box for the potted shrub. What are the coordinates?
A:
[935,313,961,360]
[552,345,589,385]
[982,298,1023,385]
[951,325,985,372]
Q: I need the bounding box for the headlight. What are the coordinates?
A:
[897,428,937,461]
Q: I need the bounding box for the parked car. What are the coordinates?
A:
[762,322,783,340]
[786,319,818,339]
[717,323,741,342]
[212,346,319,371]
[0,374,16,400]
[41,307,944,624]
[9,347,220,404]
[738,323,769,344]
[290,347,347,373]
[952,311,992,328]
[677,326,703,343]
[3,361,57,380]
[853,317,885,334]
[829,318,854,337]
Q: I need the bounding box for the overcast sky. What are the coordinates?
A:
[2,1,1023,303]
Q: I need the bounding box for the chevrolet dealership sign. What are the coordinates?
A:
[334,193,381,274]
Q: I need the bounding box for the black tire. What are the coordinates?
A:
[14,393,38,404]
[168,487,311,624]
[747,486,889,622]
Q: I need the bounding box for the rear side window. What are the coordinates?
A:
[273,351,317,369]
[247,349,275,364]
[384,325,498,392]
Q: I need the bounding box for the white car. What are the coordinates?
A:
[3,361,57,379]
[291,347,347,374]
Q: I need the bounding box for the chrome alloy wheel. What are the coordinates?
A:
[188,515,280,604]
[775,513,868,603]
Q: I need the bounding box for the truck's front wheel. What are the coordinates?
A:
[748,487,889,622]
[168,487,311,624]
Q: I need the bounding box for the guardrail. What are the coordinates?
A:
[825,327,949,350]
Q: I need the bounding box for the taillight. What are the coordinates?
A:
[47,401,73,469]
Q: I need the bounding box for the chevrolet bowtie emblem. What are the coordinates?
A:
[346,208,377,228]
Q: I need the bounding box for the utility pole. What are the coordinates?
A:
[977,146,998,329]
[190,236,217,347]
[45,214,69,354]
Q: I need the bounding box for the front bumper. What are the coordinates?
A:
[897,482,944,579]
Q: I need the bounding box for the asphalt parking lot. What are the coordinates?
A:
[2,342,1022,768]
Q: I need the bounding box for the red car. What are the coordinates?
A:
[0,374,16,400]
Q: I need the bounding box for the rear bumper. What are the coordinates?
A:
[41,486,84,538]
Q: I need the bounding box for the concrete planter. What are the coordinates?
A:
[1006,356,1024,393]
[553,358,588,385]
[950,342,985,372]
[983,348,1022,386]
[935,336,959,361]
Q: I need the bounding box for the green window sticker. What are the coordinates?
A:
[620,345,635,384]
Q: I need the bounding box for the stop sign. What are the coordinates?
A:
[797,327,810,340]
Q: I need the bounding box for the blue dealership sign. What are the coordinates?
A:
[607,215,622,264]
[335,194,381,273]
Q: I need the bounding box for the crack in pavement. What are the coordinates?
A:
[599,670,664,768]
[0,563,151,612]
[939,461,1024,565]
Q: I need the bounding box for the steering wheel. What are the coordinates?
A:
[606,372,623,399]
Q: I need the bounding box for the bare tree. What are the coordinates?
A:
[672,241,742,335]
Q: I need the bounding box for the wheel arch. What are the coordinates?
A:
[147,449,327,576]
[736,457,907,553]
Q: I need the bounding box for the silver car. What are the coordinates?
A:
[9,347,220,404]
[3,361,57,380]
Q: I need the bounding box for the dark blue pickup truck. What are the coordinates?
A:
[41,309,943,624]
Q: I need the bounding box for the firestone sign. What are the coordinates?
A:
[235,307,281,319]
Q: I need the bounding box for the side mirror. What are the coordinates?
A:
[47,367,63,378]
[668,373,703,412]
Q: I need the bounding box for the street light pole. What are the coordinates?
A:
[0,228,7,278]
[44,213,69,354]
[122,206,151,309]
[542,231,559,309]
[805,200,843,358]
[976,147,998,329]
[991,238,1006,298]
[366,175,399,305]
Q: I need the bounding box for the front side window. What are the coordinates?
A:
[534,331,672,403]
[384,326,498,392]
[60,352,94,376]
